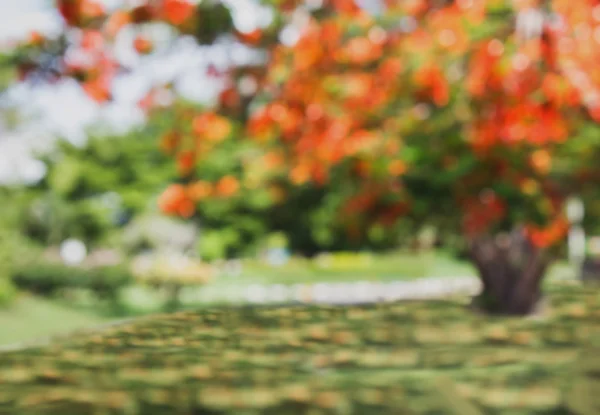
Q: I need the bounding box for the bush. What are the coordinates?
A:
[17,124,176,249]
[11,262,133,301]
[0,189,41,307]
[0,278,17,308]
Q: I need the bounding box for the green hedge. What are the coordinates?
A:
[11,262,133,301]
[0,282,598,414]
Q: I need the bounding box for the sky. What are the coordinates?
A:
[0,0,59,44]
[0,0,272,185]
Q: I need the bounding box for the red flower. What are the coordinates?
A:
[414,64,449,106]
[82,76,111,103]
[158,184,195,218]
[177,150,196,176]
[462,192,506,237]
[161,0,195,26]
[525,217,569,248]
[133,36,153,54]
[215,176,240,197]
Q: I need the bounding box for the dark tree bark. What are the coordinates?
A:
[468,227,550,316]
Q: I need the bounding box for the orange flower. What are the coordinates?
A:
[428,8,469,54]
[345,130,378,156]
[511,0,541,11]
[177,199,196,218]
[591,104,600,123]
[457,0,485,23]
[81,0,104,20]
[343,73,373,99]
[177,150,196,176]
[188,181,212,201]
[263,151,284,170]
[236,29,263,45]
[320,21,342,48]
[293,26,324,71]
[219,87,241,109]
[541,73,567,106]
[525,217,569,248]
[133,36,153,54]
[58,0,104,26]
[289,163,311,185]
[83,77,111,103]
[378,58,403,81]
[403,0,428,16]
[331,0,361,15]
[529,150,552,175]
[248,109,275,140]
[413,64,449,106]
[388,160,407,176]
[160,131,180,154]
[215,176,240,197]
[193,113,232,142]
[158,184,195,217]
[161,0,195,26]
[104,10,130,38]
[29,31,45,46]
[343,37,380,64]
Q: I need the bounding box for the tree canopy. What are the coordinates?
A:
[11,0,600,313]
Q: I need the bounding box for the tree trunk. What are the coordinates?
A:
[468,228,550,316]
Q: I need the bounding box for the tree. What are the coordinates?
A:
[17,113,177,248]
[15,0,600,315]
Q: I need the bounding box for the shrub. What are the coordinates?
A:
[11,262,133,302]
[0,189,41,307]
[0,278,17,308]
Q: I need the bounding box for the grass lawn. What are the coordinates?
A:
[236,250,476,284]
[0,294,110,347]
[0,281,598,414]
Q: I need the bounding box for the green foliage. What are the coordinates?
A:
[0,52,18,92]
[41,128,174,205]
[0,278,17,308]
[22,193,113,246]
[0,189,40,307]
[0,282,597,414]
[17,120,176,247]
[252,179,414,256]
[194,1,234,44]
[197,229,235,261]
[11,261,133,301]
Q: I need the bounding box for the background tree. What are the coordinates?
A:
[14,0,600,315]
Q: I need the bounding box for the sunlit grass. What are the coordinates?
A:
[0,294,109,346]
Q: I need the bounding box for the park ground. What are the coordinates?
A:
[0,251,575,346]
